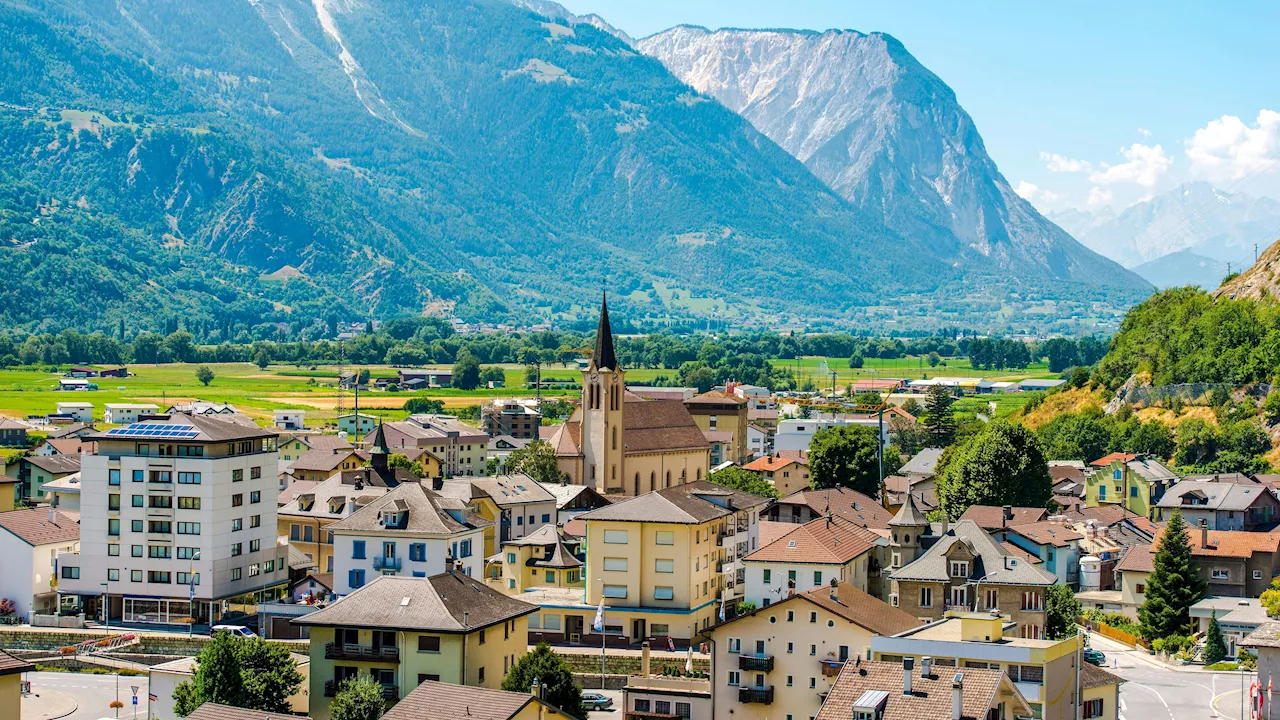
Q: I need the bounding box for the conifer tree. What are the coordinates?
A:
[1138,511,1207,641]
[922,385,956,447]
[1204,611,1227,664]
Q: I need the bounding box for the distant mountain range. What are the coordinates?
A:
[0,0,1151,335]
[1130,251,1230,290]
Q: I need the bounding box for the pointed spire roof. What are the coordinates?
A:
[591,293,618,371]
[369,423,390,455]
[888,491,930,527]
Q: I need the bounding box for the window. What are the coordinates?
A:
[603,584,627,598]
[109,469,121,486]
[61,566,79,579]
[250,514,261,528]
[250,491,261,504]
[177,572,200,586]
[809,611,818,623]
[950,561,969,578]
[108,544,119,557]
[728,638,742,653]
[542,513,551,523]
[787,642,794,653]
[786,610,794,622]
[177,446,203,457]
[131,570,143,582]
[108,569,119,581]
[109,494,121,511]
[604,557,628,572]
[231,568,242,581]
[1021,591,1043,611]
[149,495,172,509]
[231,543,242,556]
[348,569,365,588]
[177,472,201,484]
[417,673,441,684]
[1083,699,1104,719]
[655,558,675,573]
[603,530,628,544]
[727,671,741,686]
[418,636,441,652]
[654,586,674,600]
[411,544,426,562]
[479,629,486,645]
[1256,571,1264,580]
[289,525,300,541]
[148,571,171,584]
[675,702,691,719]
[265,559,275,573]
[132,470,143,482]
[649,622,665,635]
[108,519,120,537]
[251,466,262,479]
[177,522,201,535]
[985,589,999,609]
[249,564,260,577]
[178,547,198,560]
[148,545,171,559]
[232,494,243,507]
[131,545,143,558]
[763,569,772,584]
[1136,583,1146,594]
[634,700,651,713]
[1130,485,1138,497]
[1212,569,1230,579]
[232,469,243,482]
[920,587,933,608]
[1099,485,1107,501]
[545,570,556,583]
[131,520,144,533]
[809,677,817,689]
[813,571,823,585]
[250,539,260,552]
[809,644,817,656]
[149,471,171,484]
[655,701,671,716]
[178,497,200,510]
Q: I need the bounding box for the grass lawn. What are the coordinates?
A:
[772,356,1058,387]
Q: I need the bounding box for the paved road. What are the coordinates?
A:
[585,689,623,720]
[27,671,149,720]
[1087,632,1257,720]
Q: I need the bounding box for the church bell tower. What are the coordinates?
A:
[581,294,625,493]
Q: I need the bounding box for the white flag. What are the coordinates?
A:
[685,645,693,674]
[719,594,727,622]
[593,598,605,632]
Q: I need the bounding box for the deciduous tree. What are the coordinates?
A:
[708,466,779,499]
[934,421,1051,519]
[329,675,386,720]
[501,643,584,719]
[809,424,880,498]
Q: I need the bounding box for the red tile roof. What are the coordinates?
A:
[745,515,880,565]
[743,456,807,473]
[0,508,80,546]
[1007,521,1084,548]
[1091,452,1138,467]
[817,659,1028,720]
[957,505,1047,530]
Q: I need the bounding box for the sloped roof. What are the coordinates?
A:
[1150,526,1280,560]
[817,660,1029,720]
[1091,452,1138,467]
[778,488,895,529]
[1007,521,1083,548]
[957,505,1048,530]
[327,482,490,536]
[440,474,555,507]
[1113,543,1154,574]
[1157,481,1272,511]
[800,583,920,636]
[187,702,308,720]
[1080,663,1126,690]
[889,492,931,528]
[622,399,711,454]
[295,572,535,632]
[383,680,560,720]
[685,390,747,406]
[277,473,392,520]
[743,456,807,473]
[591,294,618,371]
[1242,621,1280,649]
[290,447,360,473]
[0,649,34,677]
[23,454,81,475]
[0,508,80,546]
[900,448,943,476]
[578,480,769,524]
[891,520,1057,587]
[745,515,880,565]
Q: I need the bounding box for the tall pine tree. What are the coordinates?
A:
[1203,611,1227,664]
[1138,511,1207,641]
[922,385,956,447]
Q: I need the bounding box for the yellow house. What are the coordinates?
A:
[741,455,810,496]
[278,474,395,574]
[0,476,17,512]
[709,581,919,720]
[576,480,771,644]
[290,448,364,484]
[487,524,584,595]
[381,680,575,720]
[683,390,750,465]
[1081,663,1126,720]
[278,435,311,463]
[1085,453,1177,519]
[295,571,536,720]
[0,650,33,718]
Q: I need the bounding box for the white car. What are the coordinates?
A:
[211,625,257,638]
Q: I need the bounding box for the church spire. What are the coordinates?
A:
[592,293,618,371]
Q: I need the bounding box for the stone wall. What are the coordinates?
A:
[0,628,308,657]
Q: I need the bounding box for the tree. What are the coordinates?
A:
[329,675,386,720]
[934,421,1052,519]
[708,467,779,499]
[502,643,584,719]
[1138,511,1207,641]
[505,440,564,484]
[1125,420,1175,460]
[236,636,306,713]
[921,385,956,447]
[1203,612,1227,664]
[254,348,271,370]
[1265,390,1280,425]
[387,454,426,478]
[1044,583,1081,641]
[889,415,929,456]
[808,424,881,498]
[1174,418,1217,467]
[848,352,864,369]
[195,365,215,386]
[479,366,507,386]
[927,351,940,367]
[173,632,302,716]
[402,397,445,415]
[453,349,481,390]
[901,398,923,417]
[1037,412,1110,463]
[524,365,540,386]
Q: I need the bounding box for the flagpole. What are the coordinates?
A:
[596,579,606,690]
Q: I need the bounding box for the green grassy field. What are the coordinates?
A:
[774,355,1058,387]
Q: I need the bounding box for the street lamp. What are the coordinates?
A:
[597,579,607,689]
[188,549,201,637]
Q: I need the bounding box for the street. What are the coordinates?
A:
[24,671,150,720]
[586,689,623,720]
[1088,632,1258,720]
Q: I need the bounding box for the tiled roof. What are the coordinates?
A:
[41,438,93,455]
[1006,521,1083,548]
[383,680,558,720]
[46,422,94,438]
[757,520,794,547]
[743,456,807,473]
[23,454,81,475]
[1080,662,1126,690]
[0,417,29,431]
[326,482,490,536]
[622,399,711,454]
[745,515,880,565]
[0,508,80,546]
[289,448,359,473]
[295,572,535,632]
[440,475,556,507]
[1060,505,1129,527]
[684,390,747,406]
[1157,481,1272,511]
[891,520,1057,587]
[299,434,355,452]
[1113,543,1154,574]
[187,703,308,720]
[703,430,735,444]
[277,474,392,520]
[1148,526,1280,560]
[0,649,34,676]
[799,583,919,637]
[957,505,1048,530]
[1242,621,1280,649]
[277,480,320,506]
[816,659,1028,720]
[578,480,769,524]
[1091,452,1138,467]
[778,488,895,529]
[889,492,931,527]
[899,448,943,476]
[41,472,81,493]
[998,541,1043,565]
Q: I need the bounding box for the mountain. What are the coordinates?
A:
[1215,238,1280,302]
[1131,250,1230,290]
[636,26,1150,302]
[1053,182,1280,268]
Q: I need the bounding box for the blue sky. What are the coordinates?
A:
[559,0,1280,212]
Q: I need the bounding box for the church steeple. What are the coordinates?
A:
[369,422,390,474]
[592,293,618,371]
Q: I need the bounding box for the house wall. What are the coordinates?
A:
[0,533,36,620]
[892,579,1048,637]
[1257,647,1280,712]
[497,544,582,594]
[685,404,748,465]
[1083,680,1120,720]
[743,557,867,608]
[1118,570,1148,609]
[280,515,339,574]
[332,529,484,595]
[0,674,21,720]
[49,491,80,512]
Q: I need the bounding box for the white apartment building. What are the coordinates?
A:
[330,479,490,595]
[55,402,94,423]
[103,404,159,425]
[56,413,289,627]
[775,416,890,453]
[273,410,307,431]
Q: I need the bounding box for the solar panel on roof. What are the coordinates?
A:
[105,422,198,439]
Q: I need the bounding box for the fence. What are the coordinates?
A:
[1079,617,1150,650]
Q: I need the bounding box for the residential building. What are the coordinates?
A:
[0,650,34,719]
[149,655,310,720]
[46,422,95,439]
[816,658,1033,720]
[889,515,1058,637]
[957,506,1049,537]
[730,382,774,409]
[624,673,711,720]
[0,418,29,447]
[1190,597,1269,658]
[382,680,575,720]
[1085,454,1178,519]
[704,431,734,466]
[742,455,811,496]
[628,387,697,402]
[684,390,750,465]
[396,368,453,389]
[7,453,80,502]
[743,515,883,606]
[1154,480,1280,530]
[746,423,772,459]
[55,402,94,422]
[280,434,354,464]
[377,415,488,477]
[871,612,1100,720]
[33,436,95,457]
[1242,622,1280,702]
[165,401,238,416]
[899,448,943,480]
[289,447,365,483]
[1115,523,1280,599]
[1004,521,1084,589]
[330,480,490,594]
[775,417,889,454]
[0,508,80,619]
[537,482,611,526]
[486,524,583,600]
[56,413,289,628]
[43,472,81,511]
[103,404,160,425]
[337,413,377,437]
[295,571,535,720]
[882,476,939,515]
[487,435,530,465]
[711,581,918,720]
[482,400,541,439]
[1111,543,1152,619]
[0,475,17,512]
[576,480,772,643]
[548,296,711,495]
[747,406,779,430]
[436,474,558,558]
[765,487,895,528]
[273,410,307,431]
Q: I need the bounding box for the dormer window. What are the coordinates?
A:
[950,561,969,578]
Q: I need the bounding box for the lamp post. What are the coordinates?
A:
[188,549,200,637]
[102,581,118,718]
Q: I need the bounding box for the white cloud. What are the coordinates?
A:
[1015,181,1063,204]
[1185,109,1280,182]
[1039,151,1092,173]
[1138,128,1152,138]
[1088,143,1172,188]
[1087,187,1113,208]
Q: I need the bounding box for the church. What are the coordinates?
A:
[549,296,711,495]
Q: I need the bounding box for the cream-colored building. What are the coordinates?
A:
[710,581,918,720]
[295,571,535,720]
[816,657,1033,720]
[0,651,33,719]
[549,296,711,496]
[486,524,584,596]
[742,514,882,607]
[278,462,412,574]
[683,391,750,465]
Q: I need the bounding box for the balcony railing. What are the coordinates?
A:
[372,556,402,571]
[738,654,774,672]
[325,679,399,699]
[738,687,774,704]
[325,643,400,663]
[820,659,845,677]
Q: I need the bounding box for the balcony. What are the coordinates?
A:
[324,643,400,663]
[372,556,402,571]
[738,687,774,704]
[147,482,174,493]
[718,531,736,548]
[323,679,397,699]
[146,531,173,541]
[738,654,774,672]
[820,659,844,677]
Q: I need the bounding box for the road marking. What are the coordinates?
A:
[1127,682,1176,720]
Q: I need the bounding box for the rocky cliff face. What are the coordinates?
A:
[1215,238,1280,301]
[638,26,1149,290]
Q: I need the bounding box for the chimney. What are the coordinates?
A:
[462,611,469,628]
[445,556,456,573]
[902,657,914,696]
[48,509,56,524]
[1002,505,1013,530]
[1200,519,1209,547]
[952,672,964,720]
[921,656,932,679]
[641,641,651,677]
[432,477,444,491]
[829,577,839,602]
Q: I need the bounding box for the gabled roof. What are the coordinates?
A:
[891,520,1057,587]
[1157,481,1273,511]
[327,482,490,536]
[40,438,93,456]
[1155,526,1280,559]
[685,390,747,406]
[1080,663,1127,690]
[22,454,81,475]
[186,702,308,720]
[383,680,564,720]
[0,649,34,677]
[745,515,880,565]
[1091,452,1138,467]
[537,481,611,510]
[277,473,393,519]
[777,488,895,529]
[439,474,556,507]
[92,413,273,443]
[289,447,360,473]
[0,508,80,546]
[715,582,916,638]
[900,448,943,476]
[578,480,770,525]
[743,456,807,473]
[957,505,1048,530]
[817,659,1030,720]
[295,572,535,633]
[1006,521,1083,548]
[1113,543,1154,574]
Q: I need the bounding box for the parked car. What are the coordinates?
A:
[582,692,613,711]
[211,624,257,638]
[1083,648,1106,666]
